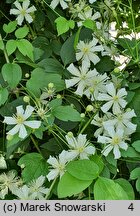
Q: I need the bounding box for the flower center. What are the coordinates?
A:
[83,47,89,53]
[78,146,84,153]
[112,136,120,145]
[113,95,119,101]
[20,9,26,16]
[16,115,24,124]
[58,164,65,171]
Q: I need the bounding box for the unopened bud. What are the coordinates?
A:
[57,94,61,99]
[80,113,85,118]
[86,105,94,112]
[67,132,73,138]
[23,96,30,103]
[48,83,54,88]
[114,68,120,73]
[6,134,13,141]
[25,73,30,78]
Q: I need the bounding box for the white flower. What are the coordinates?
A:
[47,150,70,181]
[78,7,101,28]
[50,0,71,10]
[3,105,41,139]
[14,185,36,200]
[28,176,49,200]
[0,155,7,169]
[91,113,112,137]
[84,72,108,100]
[10,0,36,25]
[89,0,96,3]
[76,39,103,67]
[65,63,94,96]
[65,134,95,160]
[0,171,21,199]
[103,109,137,133]
[98,83,127,114]
[98,126,128,159]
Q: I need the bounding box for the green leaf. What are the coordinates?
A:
[48,98,62,109]
[130,167,140,179]
[3,21,17,34]
[15,26,29,38]
[17,39,34,61]
[136,178,140,192]
[53,105,81,122]
[26,68,65,97]
[55,17,75,36]
[6,40,17,56]
[2,63,22,89]
[121,146,140,158]
[0,88,9,106]
[83,19,97,30]
[60,34,76,66]
[18,153,49,183]
[90,155,104,174]
[115,178,135,200]
[66,160,99,181]
[94,177,129,200]
[57,172,92,198]
[132,140,140,152]
[38,58,64,74]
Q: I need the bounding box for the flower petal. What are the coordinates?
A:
[47,169,59,181]
[7,124,20,136]
[113,145,121,159]
[19,125,27,139]
[102,144,113,156]
[24,105,34,119]
[3,117,16,125]
[24,120,41,129]
[101,100,113,113]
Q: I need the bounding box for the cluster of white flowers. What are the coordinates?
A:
[46,134,95,181]
[0,171,49,200]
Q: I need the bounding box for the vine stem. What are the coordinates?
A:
[30,134,43,156]
[79,111,99,134]
[0,34,10,63]
[42,0,61,17]
[45,177,57,199]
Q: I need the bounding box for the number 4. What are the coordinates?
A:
[128,203,134,211]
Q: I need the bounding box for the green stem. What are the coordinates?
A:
[30,135,43,156]
[79,111,98,134]
[45,177,57,199]
[42,0,61,17]
[0,9,11,21]
[0,34,10,63]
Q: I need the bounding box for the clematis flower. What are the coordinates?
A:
[77,7,101,28]
[0,171,21,199]
[98,126,128,159]
[65,133,95,160]
[3,105,41,139]
[10,0,36,25]
[84,72,108,100]
[65,62,94,96]
[28,176,49,200]
[14,185,36,200]
[103,109,137,133]
[91,113,112,137]
[47,150,70,181]
[50,0,71,10]
[98,82,127,114]
[76,38,104,67]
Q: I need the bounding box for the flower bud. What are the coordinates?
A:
[25,73,30,78]
[114,68,120,73]
[48,82,54,88]
[67,132,73,138]
[6,134,13,141]
[23,96,30,103]
[80,113,85,118]
[86,105,94,112]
